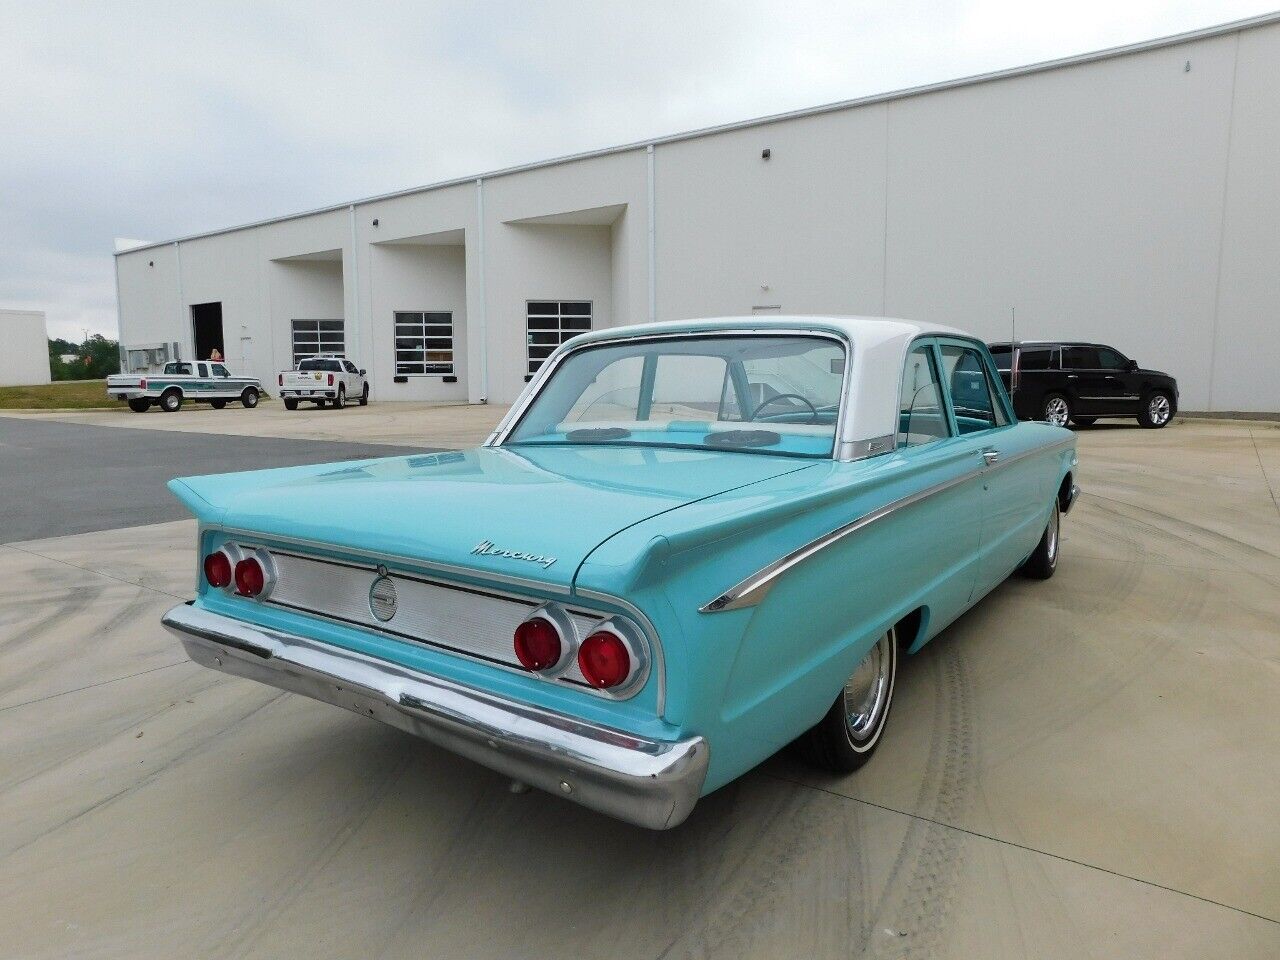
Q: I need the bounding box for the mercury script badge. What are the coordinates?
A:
[369,575,398,622]
[471,540,557,569]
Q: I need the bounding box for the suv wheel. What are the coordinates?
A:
[1042,393,1071,427]
[1139,392,1173,429]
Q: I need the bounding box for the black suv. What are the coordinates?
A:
[989,342,1178,429]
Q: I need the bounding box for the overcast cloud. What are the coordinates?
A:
[1,0,1271,341]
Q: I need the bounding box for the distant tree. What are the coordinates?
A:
[48,335,119,380]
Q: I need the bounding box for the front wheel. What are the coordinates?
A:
[127,398,151,413]
[797,627,898,772]
[1042,393,1071,427]
[241,387,260,409]
[1020,500,1060,580]
[358,383,369,406]
[1139,392,1173,429]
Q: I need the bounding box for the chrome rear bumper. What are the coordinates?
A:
[162,603,708,829]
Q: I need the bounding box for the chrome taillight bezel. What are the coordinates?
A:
[578,617,647,697]
[515,602,578,677]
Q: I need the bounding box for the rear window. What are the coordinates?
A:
[299,358,342,372]
[990,347,1012,371]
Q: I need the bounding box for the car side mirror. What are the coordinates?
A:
[359,369,367,376]
[1127,359,1139,372]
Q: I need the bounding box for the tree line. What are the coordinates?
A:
[49,335,120,381]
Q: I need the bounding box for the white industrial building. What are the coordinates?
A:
[114,13,1280,413]
[0,310,52,387]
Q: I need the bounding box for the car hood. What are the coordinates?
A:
[169,445,815,589]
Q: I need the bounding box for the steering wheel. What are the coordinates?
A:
[748,392,819,422]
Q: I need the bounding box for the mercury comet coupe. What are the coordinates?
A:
[163,317,1078,829]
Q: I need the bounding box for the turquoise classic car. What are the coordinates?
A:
[163,317,1078,829]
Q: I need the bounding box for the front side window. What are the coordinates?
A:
[940,344,1008,434]
[506,335,845,458]
[527,301,591,377]
[1096,348,1128,370]
[342,360,359,374]
[1062,346,1100,370]
[899,343,949,448]
[211,363,230,378]
[292,319,345,365]
[395,311,453,375]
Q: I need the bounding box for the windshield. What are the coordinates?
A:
[505,334,846,458]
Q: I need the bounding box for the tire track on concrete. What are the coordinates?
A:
[211,748,414,960]
[860,644,974,959]
[0,687,286,861]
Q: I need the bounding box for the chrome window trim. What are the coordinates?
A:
[210,528,667,712]
[701,436,1075,612]
[486,328,859,461]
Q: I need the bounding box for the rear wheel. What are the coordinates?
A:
[283,398,298,411]
[159,389,182,413]
[1020,500,1060,580]
[332,386,346,409]
[359,383,369,406]
[1042,393,1071,427]
[127,398,151,413]
[241,387,260,409]
[209,399,227,409]
[1139,391,1173,429]
[798,627,898,772]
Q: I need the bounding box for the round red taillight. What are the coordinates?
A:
[234,557,266,597]
[514,617,562,672]
[203,551,232,588]
[578,630,632,689]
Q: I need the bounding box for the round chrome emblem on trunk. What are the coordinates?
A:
[369,575,398,622]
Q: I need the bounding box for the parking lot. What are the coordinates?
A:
[1,404,1277,959]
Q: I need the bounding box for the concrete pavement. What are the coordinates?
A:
[1,414,1277,958]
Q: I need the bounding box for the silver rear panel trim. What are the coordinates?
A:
[163,603,707,830]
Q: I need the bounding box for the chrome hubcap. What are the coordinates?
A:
[1044,398,1069,426]
[845,631,893,742]
[1149,395,1170,425]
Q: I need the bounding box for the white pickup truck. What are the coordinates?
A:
[106,361,263,413]
[277,356,369,410]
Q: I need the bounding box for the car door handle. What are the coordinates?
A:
[1067,374,1078,380]
[982,449,1000,465]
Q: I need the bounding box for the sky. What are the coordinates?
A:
[1,0,1273,342]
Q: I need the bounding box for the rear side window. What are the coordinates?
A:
[898,344,949,448]
[1019,348,1056,370]
[989,347,1012,371]
[940,345,1009,434]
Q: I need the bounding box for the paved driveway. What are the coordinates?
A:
[0,416,425,542]
[1,415,1277,958]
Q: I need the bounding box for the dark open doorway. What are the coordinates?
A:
[191,302,224,360]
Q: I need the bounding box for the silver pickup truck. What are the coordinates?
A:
[107,361,263,413]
